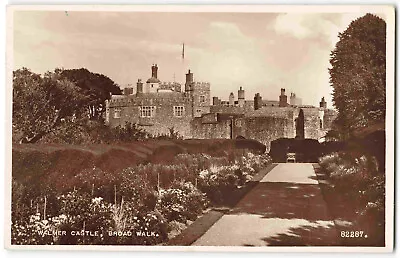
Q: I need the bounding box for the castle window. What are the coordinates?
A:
[114,109,121,119]
[140,106,156,118]
[196,109,202,114]
[174,106,185,117]
[320,119,323,129]
[199,95,206,103]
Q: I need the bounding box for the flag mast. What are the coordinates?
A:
[181,42,185,84]
[182,42,185,60]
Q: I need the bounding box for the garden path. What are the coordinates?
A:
[192,163,340,246]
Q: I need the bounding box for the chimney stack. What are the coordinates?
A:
[229,92,235,106]
[136,79,143,94]
[254,93,262,110]
[279,88,288,107]
[151,64,158,78]
[213,97,221,106]
[185,69,194,92]
[238,86,245,107]
[320,97,327,109]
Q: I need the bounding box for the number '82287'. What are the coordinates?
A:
[340,231,366,238]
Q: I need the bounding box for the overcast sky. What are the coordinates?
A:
[13,11,382,108]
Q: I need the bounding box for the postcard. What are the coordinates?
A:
[5,4,395,252]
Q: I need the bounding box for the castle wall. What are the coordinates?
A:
[191,110,295,152]
[191,118,231,139]
[243,116,293,152]
[201,113,218,123]
[246,106,294,119]
[107,93,193,138]
[210,106,245,114]
[302,108,322,139]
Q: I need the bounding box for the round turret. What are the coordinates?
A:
[146,77,161,83]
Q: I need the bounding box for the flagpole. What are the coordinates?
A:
[182,43,185,60]
[182,42,185,85]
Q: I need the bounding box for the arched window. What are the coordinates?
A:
[319,119,323,129]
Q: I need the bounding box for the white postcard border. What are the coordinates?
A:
[4,4,395,252]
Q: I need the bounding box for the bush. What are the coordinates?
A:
[11,149,272,245]
[157,181,208,223]
[197,164,240,204]
[318,151,385,244]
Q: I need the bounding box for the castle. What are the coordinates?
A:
[105,65,337,152]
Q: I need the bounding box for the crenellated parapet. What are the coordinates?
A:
[108,92,191,108]
[192,81,210,88]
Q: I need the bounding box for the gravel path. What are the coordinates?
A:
[192,163,339,246]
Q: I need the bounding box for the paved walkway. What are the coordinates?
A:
[192,163,339,246]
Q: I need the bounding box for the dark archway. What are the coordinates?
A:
[296,109,305,139]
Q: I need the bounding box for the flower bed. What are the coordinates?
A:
[11,151,272,245]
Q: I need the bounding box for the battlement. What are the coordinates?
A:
[108,92,190,107]
[191,81,210,88]
[160,81,181,86]
[297,105,317,109]
[159,81,182,90]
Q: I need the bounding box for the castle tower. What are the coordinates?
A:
[238,87,245,107]
[229,92,235,106]
[185,69,194,92]
[279,88,288,107]
[320,97,327,109]
[254,93,262,110]
[185,69,210,117]
[136,79,143,94]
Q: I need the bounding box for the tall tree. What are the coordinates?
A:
[13,68,87,143]
[60,68,121,120]
[329,13,386,137]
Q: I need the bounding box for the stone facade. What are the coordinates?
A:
[106,92,193,138]
[106,65,337,152]
[192,88,337,152]
[106,66,210,138]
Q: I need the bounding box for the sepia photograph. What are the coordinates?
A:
[5,4,394,252]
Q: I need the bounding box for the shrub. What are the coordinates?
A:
[318,151,385,244]
[71,166,118,201]
[197,164,239,205]
[128,211,169,245]
[157,181,208,223]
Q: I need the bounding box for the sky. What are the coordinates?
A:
[13,10,384,108]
